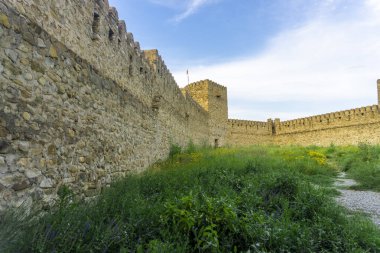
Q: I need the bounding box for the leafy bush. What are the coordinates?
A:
[169,143,182,158]
[185,140,197,154]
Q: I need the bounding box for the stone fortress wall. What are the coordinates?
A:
[0,0,225,210]
[227,102,380,146]
[226,119,273,146]
[273,104,380,146]
[1,0,380,210]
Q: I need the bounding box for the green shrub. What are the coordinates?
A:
[185,140,197,154]
[169,143,182,158]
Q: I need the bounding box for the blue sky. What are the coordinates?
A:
[109,0,380,121]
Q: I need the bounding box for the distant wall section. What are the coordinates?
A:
[274,105,380,146]
[226,105,380,147]
[226,119,273,146]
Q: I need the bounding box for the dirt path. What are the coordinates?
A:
[335,172,380,227]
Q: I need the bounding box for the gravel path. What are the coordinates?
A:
[335,173,380,227]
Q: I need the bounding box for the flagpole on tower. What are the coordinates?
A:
[187,69,189,85]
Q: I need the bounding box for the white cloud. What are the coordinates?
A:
[150,0,219,22]
[149,0,186,9]
[173,0,219,22]
[173,1,380,121]
[366,0,380,11]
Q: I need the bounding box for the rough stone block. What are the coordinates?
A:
[0,140,12,154]
[37,38,46,48]
[49,46,58,58]
[40,178,54,188]
[0,13,10,28]
[31,60,45,74]
[25,169,41,179]
[12,180,30,191]
[22,112,31,121]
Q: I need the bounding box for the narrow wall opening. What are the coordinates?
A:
[92,12,100,40]
[108,29,114,41]
[129,55,133,76]
[214,139,219,148]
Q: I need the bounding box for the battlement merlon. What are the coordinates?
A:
[278,104,379,127]
[185,79,227,90]
[143,49,174,77]
[228,119,268,127]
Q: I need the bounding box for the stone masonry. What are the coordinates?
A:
[1,0,380,210]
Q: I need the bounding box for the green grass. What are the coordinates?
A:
[321,144,380,191]
[1,146,379,252]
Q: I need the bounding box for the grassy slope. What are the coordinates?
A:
[1,146,380,252]
[323,144,380,191]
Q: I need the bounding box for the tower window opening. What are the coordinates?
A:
[92,12,100,40]
[129,65,133,76]
[214,139,219,148]
[108,29,114,41]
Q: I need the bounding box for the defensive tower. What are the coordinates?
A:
[184,80,228,147]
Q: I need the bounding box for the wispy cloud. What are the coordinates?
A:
[173,0,219,22]
[150,0,220,22]
[173,1,380,120]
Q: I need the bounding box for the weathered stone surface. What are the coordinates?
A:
[24,73,33,81]
[5,49,18,63]
[37,38,46,48]
[25,168,41,179]
[20,89,32,98]
[0,156,6,174]
[3,58,22,75]
[5,154,18,167]
[22,112,31,121]
[31,60,45,73]
[22,31,35,45]
[40,178,54,188]
[0,173,23,187]
[0,126,8,138]
[63,177,75,184]
[17,158,30,167]
[0,141,11,154]
[67,129,75,138]
[47,144,56,156]
[18,44,31,53]
[37,77,46,85]
[0,156,5,166]
[18,141,29,152]
[49,46,58,58]
[12,180,30,191]
[0,13,10,28]
[69,166,79,173]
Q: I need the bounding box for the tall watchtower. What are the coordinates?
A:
[184,80,228,147]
